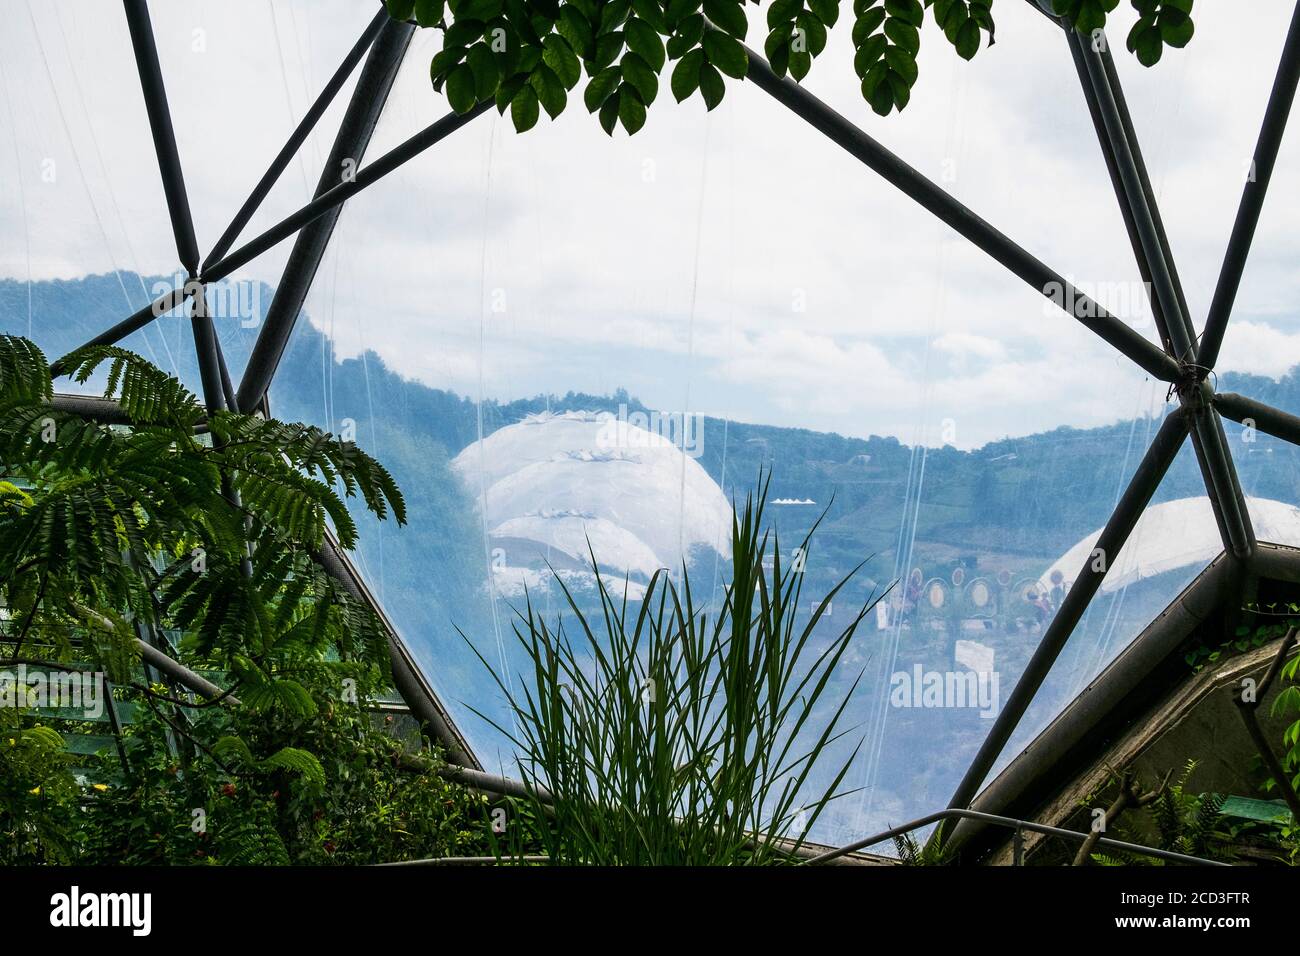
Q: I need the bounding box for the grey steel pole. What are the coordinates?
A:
[1216,391,1300,447]
[1072,32,1193,361]
[234,16,415,415]
[740,45,1182,384]
[122,0,201,276]
[203,9,390,270]
[944,408,1189,818]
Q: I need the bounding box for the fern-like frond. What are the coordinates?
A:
[56,344,203,429]
[0,334,53,404]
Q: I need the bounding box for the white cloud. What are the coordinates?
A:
[1217,321,1300,378]
[3,0,1298,449]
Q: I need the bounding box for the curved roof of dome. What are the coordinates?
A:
[452,410,732,577]
[490,513,665,579]
[1040,496,1300,595]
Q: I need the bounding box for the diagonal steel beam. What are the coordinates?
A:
[1097,46,1197,352]
[189,285,225,415]
[740,46,1182,384]
[1067,31,1179,356]
[944,408,1190,817]
[1216,391,1300,447]
[234,16,414,416]
[1071,31,1194,362]
[122,0,200,275]
[202,8,390,272]
[207,102,489,288]
[51,284,195,375]
[1199,0,1300,371]
[1071,28,1254,561]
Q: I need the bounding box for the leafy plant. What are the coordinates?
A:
[388,0,1193,130]
[0,334,502,864]
[1089,760,1228,865]
[0,703,78,864]
[892,821,954,865]
[468,474,874,865]
[73,669,510,865]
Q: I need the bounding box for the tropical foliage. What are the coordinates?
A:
[0,335,499,863]
[386,0,1194,131]
[469,476,875,864]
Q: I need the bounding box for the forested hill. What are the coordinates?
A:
[8,271,1299,569]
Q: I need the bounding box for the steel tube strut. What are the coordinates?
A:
[741,46,1182,383]
[944,409,1190,818]
[1216,391,1300,447]
[235,16,415,415]
[1202,407,1256,558]
[1067,32,1177,354]
[1071,29,1254,560]
[1073,33,1193,361]
[122,0,200,275]
[208,102,489,289]
[51,285,195,374]
[807,807,1225,867]
[202,8,389,271]
[1097,46,1197,352]
[189,287,225,415]
[1200,0,1300,370]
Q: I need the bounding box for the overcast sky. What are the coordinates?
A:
[3,0,1299,448]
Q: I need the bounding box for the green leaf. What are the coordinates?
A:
[704,0,749,40]
[671,47,705,100]
[386,0,416,20]
[853,7,887,44]
[632,0,670,32]
[699,60,725,108]
[413,0,445,26]
[789,48,812,80]
[560,5,596,54]
[703,29,748,78]
[531,64,569,117]
[768,0,802,28]
[883,17,919,55]
[666,0,702,26]
[444,17,485,47]
[621,51,660,103]
[954,17,980,59]
[446,62,478,112]
[543,34,582,87]
[467,43,501,99]
[884,46,917,83]
[594,30,626,69]
[854,34,887,76]
[668,13,706,57]
[585,65,623,110]
[599,90,621,133]
[765,25,791,76]
[808,0,840,28]
[1160,12,1194,48]
[496,73,525,111]
[511,83,541,130]
[626,16,668,70]
[795,12,828,55]
[1127,20,1163,66]
[884,0,923,27]
[619,85,648,132]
